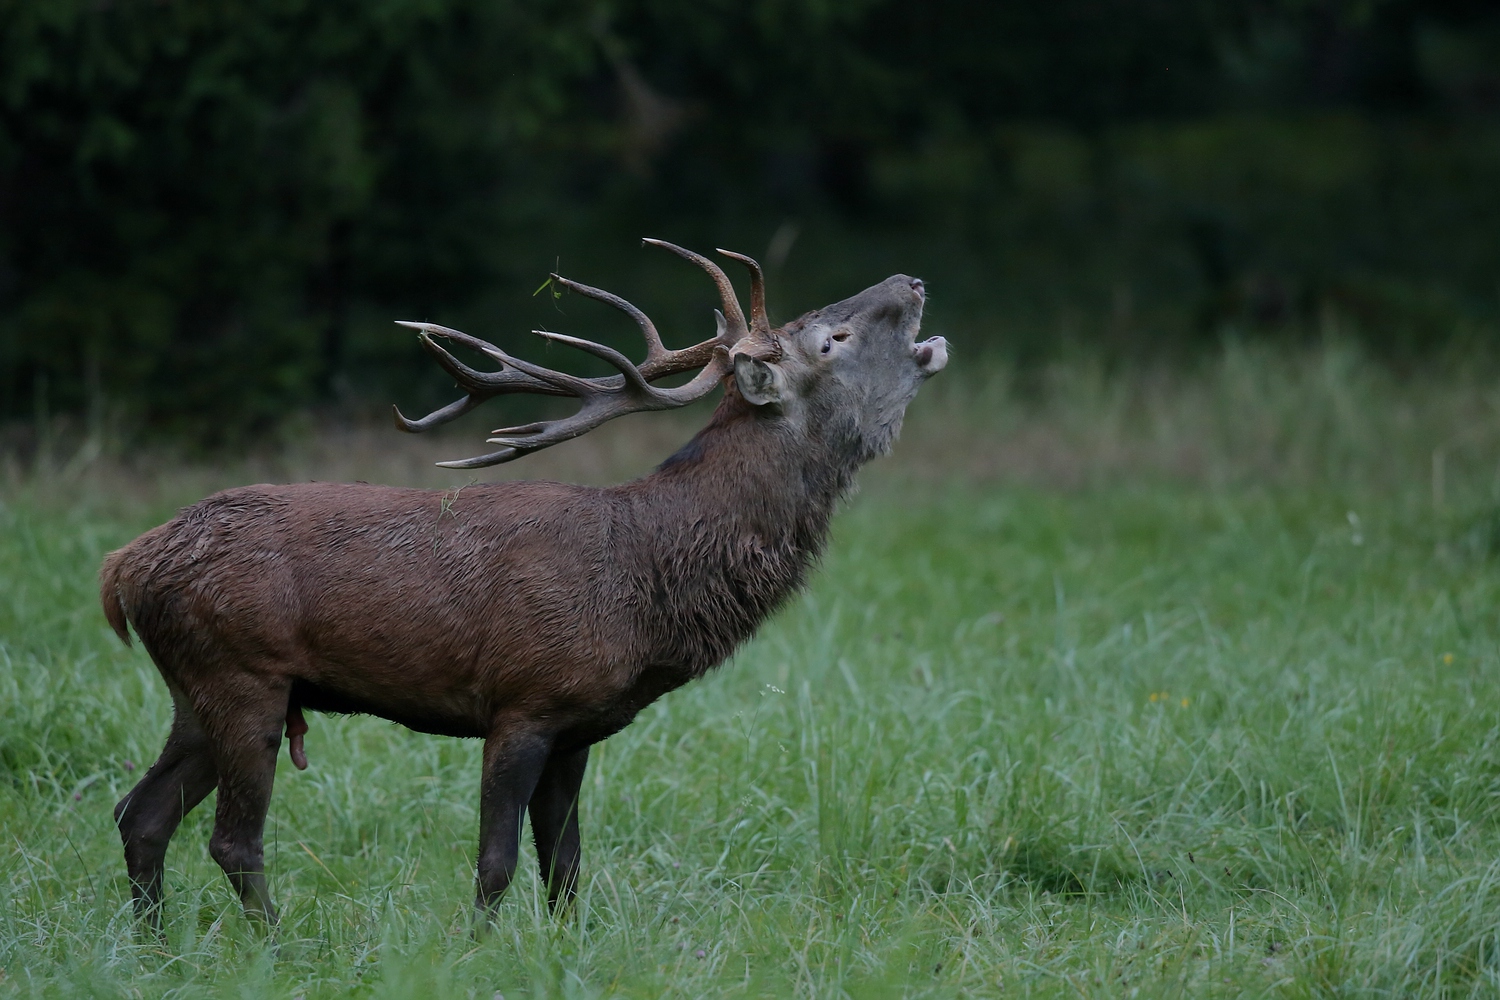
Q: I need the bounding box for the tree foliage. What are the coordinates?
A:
[1,0,1497,437]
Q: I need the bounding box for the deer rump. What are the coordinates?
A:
[102,240,947,930]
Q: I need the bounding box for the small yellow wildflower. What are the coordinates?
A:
[1181,697,1190,708]
[1149,692,1159,703]
[1442,652,1455,665]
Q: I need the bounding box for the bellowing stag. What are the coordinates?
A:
[101,240,948,927]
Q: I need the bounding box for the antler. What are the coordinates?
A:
[714,248,771,339]
[393,239,773,469]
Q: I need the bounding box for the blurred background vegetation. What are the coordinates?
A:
[2,0,1498,447]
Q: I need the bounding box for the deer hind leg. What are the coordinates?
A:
[115,689,218,927]
[474,725,553,924]
[528,745,589,912]
[196,675,292,926]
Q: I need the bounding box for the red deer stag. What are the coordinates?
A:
[101,240,949,928]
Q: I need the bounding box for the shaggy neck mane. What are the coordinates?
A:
[615,393,860,676]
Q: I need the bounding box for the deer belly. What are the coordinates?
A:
[289,676,490,738]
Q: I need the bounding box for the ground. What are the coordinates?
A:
[3,343,1500,997]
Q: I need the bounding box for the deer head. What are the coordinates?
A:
[728,274,947,464]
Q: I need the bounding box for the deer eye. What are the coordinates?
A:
[832,331,851,343]
[820,338,831,354]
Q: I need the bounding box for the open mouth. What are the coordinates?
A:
[913,336,949,374]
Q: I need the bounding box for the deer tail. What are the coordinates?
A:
[99,548,133,646]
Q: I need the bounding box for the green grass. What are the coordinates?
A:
[6,345,1500,997]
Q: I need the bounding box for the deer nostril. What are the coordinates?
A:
[914,344,933,367]
[910,278,925,299]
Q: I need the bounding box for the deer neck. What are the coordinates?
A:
[620,398,860,674]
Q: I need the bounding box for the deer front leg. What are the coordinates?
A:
[475,726,552,923]
[529,745,588,912]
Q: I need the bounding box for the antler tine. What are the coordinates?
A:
[393,391,486,434]
[479,331,728,461]
[641,238,748,341]
[548,274,669,366]
[391,322,579,434]
[715,249,770,338]
[411,325,574,396]
[551,271,728,380]
[435,446,521,469]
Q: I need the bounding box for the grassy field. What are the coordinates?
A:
[5,343,1500,997]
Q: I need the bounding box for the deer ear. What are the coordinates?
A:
[733,353,785,407]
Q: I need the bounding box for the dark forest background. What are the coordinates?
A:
[2,0,1498,443]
